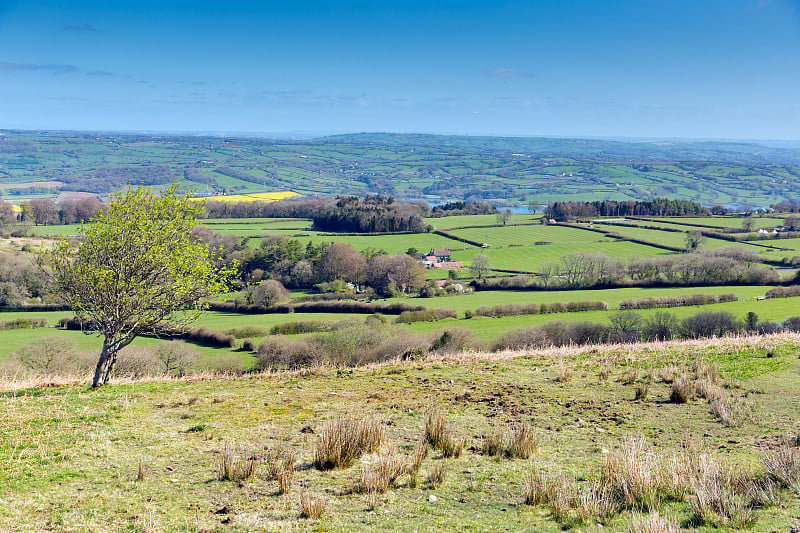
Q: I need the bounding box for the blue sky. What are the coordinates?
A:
[1,0,799,139]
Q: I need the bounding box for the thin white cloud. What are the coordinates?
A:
[485,68,531,78]
[0,62,79,74]
[61,24,101,32]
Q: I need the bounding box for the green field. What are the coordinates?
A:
[451,240,671,272]
[404,295,800,339]
[389,284,773,314]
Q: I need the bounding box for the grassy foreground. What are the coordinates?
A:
[1,334,799,532]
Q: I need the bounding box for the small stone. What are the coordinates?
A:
[428,495,437,503]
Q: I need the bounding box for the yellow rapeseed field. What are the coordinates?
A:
[192,191,300,203]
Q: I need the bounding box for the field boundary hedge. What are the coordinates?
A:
[765,285,800,299]
[619,293,737,310]
[470,300,608,318]
[0,317,49,330]
[208,300,426,315]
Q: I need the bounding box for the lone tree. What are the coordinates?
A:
[46,184,234,387]
[469,253,492,279]
[685,230,705,252]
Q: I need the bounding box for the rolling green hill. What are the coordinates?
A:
[3,131,800,206]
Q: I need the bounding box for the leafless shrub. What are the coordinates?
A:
[217,443,256,483]
[427,462,447,488]
[155,340,199,377]
[5,336,95,377]
[629,511,679,533]
[313,417,384,471]
[298,491,326,519]
[113,346,163,378]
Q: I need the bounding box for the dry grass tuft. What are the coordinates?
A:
[355,448,407,494]
[690,471,756,529]
[629,511,679,533]
[598,363,612,381]
[601,437,662,510]
[482,430,505,459]
[313,417,384,470]
[658,366,676,383]
[556,359,574,383]
[693,359,719,383]
[524,466,557,506]
[762,444,800,491]
[425,411,463,458]
[135,459,144,482]
[670,374,692,404]
[709,394,754,428]
[217,443,256,483]
[427,461,447,488]
[298,491,326,519]
[634,382,649,401]
[575,481,617,523]
[508,423,539,459]
[264,446,296,494]
[407,436,428,488]
[621,368,639,385]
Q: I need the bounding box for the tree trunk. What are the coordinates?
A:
[92,340,119,387]
[92,342,110,388]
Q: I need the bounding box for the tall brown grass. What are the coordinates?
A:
[314,417,384,470]
[425,411,463,458]
[217,443,256,483]
[298,491,326,519]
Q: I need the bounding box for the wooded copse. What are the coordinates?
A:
[545,198,712,221]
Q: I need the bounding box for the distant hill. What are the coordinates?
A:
[1,130,799,207]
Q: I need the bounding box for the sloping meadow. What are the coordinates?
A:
[0,333,798,531]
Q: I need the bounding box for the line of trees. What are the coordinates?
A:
[0,197,104,228]
[203,195,434,233]
[545,198,710,221]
